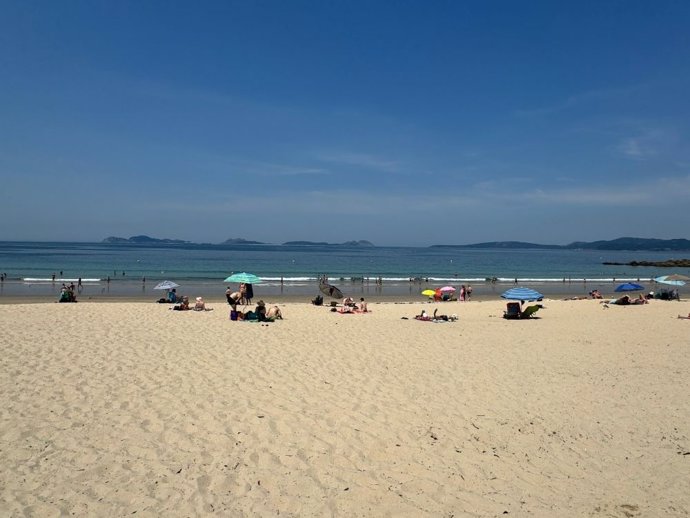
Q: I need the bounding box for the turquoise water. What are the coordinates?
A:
[1,241,688,299]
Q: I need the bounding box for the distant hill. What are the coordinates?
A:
[431,237,690,251]
[564,237,690,251]
[102,235,189,244]
[220,238,266,245]
[431,241,557,250]
[283,240,375,247]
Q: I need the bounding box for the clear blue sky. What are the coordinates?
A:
[1,0,689,246]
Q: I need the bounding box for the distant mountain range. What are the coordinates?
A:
[102,236,375,247]
[282,240,375,247]
[431,237,690,251]
[102,236,690,251]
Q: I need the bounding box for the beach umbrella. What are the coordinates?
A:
[501,287,543,301]
[421,289,436,296]
[224,272,262,284]
[614,282,645,292]
[439,286,456,292]
[661,274,690,281]
[153,280,180,290]
[654,274,688,286]
[320,281,344,299]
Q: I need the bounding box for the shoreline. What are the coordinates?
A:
[1,278,680,305]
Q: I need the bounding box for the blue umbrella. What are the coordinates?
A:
[224,272,262,284]
[614,282,644,292]
[501,287,543,301]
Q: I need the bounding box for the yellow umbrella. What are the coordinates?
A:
[421,289,436,296]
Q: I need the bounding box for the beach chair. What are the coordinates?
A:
[520,305,541,318]
[503,302,521,319]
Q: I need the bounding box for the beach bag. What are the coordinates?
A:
[230,310,239,321]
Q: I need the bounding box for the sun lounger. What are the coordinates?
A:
[519,305,541,318]
[503,302,541,319]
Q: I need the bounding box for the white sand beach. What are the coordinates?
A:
[1,299,689,517]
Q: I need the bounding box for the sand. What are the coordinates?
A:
[1,299,689,517]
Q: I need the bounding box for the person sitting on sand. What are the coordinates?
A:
[343,297,356,307]
[267,305,283,320]
[172,296,190,310]
[589,289,602,299]
[254,300,268,321]
[357,298,368,312]
[193,296,209,311]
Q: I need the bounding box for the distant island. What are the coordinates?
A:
[103,235,190,244]
[432,237,690,251]
[101,236,689,251]
[102,236,375,247]
[220,238,266,245]
[282,240,375,247]
[603,259,690,267]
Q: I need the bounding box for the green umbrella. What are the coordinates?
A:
[224,272,262,284]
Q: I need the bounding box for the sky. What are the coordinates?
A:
[1,0,690,246]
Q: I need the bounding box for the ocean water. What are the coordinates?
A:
[1,241,688,300]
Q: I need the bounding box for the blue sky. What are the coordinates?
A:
[1,0,689,246]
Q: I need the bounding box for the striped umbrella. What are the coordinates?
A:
[501,287,544,301]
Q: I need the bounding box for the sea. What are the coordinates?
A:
[1,241,688,301]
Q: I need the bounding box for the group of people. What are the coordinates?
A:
[430,285,472,302]
[222,284,283,321]
[171,296,212,311]
[601,294,649,306]
[58,283,78,303]
[230,300,283,321]
[339,297,368,313]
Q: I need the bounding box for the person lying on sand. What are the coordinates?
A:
[414,309,458,322]
[678,313,690,320]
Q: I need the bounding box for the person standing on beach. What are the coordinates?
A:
[466,284,473,301]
